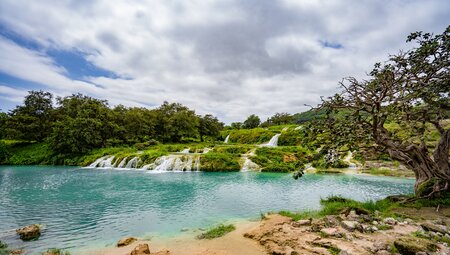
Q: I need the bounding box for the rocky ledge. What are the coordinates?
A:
[244,209,450,255]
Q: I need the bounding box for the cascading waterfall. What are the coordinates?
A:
[241,157,260,172]
[98,156,115,168]
[179,148,190,153]
[88,156,107,168]
[117,157,128,168]
[224,135,230,143]
[125,157,140,168]
[343,151,357,168]
[260,134,281,147]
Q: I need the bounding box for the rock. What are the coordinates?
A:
[323,215,340,227]
[372,241,389,252]
[180,228,189,232]
[372,221,379,225]
[346,210,360,221]
[383,217,397,225]
[421,222,448,234]
[393,236,437,255]
[283,154,298,163]
[117,237,138,247]
[151,250,171,255]
[130,244,150,255]
[404,218,414,224]
[339,250,349,255]
[16,224,41,241]
[292,219,311,227]
[415,252,427,255]
[320,228,339,236]
[341,221,360,232]
[9,250,24,255]
[376,250,390,255]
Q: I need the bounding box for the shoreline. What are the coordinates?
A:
[78,219,265,255]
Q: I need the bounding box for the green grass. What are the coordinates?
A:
[200,152,240,172]
[279,210,317,220]
[196,224,236,239]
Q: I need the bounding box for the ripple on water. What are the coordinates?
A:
[0,166,414,253]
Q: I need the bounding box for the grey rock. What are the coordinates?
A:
[383,217,397,225]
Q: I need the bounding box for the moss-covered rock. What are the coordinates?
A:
[393,236,437,255]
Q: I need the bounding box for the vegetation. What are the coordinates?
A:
[196,224,236,239]
[308,26,450,197]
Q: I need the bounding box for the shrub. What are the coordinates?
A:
[197,224,236,239]
[200,153,240,172]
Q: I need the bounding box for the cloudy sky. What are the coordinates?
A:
[0,0,448,123]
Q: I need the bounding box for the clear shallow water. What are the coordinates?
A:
[0,166,414,254]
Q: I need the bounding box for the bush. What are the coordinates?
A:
[200,153,240,172]
[197,224,236,239]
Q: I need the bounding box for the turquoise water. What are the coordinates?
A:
[0,166,414,254]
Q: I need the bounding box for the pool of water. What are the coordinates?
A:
[0,166,414,254]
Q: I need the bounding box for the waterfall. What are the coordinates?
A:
[343,151,357,168]
[224,135,230,143]
[179,148,190,153]
[98,156,115,168]
[260,134,281,147]
[203,148,211,154]
[88,156,107,168]
[117,157,127,168]
[125,157,140,168]
[241,157,260,172]
[147,155,201,172]
[282,127,289,132]
[294,126,302,130]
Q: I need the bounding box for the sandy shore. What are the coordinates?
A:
[79,220,265,255]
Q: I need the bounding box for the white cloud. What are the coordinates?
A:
[0,0,448,123]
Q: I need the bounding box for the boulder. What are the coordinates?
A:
[292,219,311,227]
[382,217,397,225]
[323,215,340,227]
[393,236,437,255]
[117,237,138,247]
[420,222,448,234]
[340,221,360,232]
[130,244,150,255]
[16,224,41,241]
[9,250,24,255]
[376,250,390,255]
[320,228,339,237]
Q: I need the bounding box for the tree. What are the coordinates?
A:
[230,122,242,129]
[243,114,261,129]
[199,114,224,142]
[0,112,8,139]
[268,112,293,125]
[315,27,450,197]
[6,91,53,141]
[155,102,199,142]
[49,94,115,154]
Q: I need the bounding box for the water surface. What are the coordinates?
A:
[0,166,414,254]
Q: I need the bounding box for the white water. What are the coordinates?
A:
[88,156,107,168]
[98,156,115,168]
[179,148,190,153]
[125,157,140,168]
[241,157,260,172]
[294,126,302,130]
[282,127,289,132]
[224,135,230,143]
[203,148,211,154]
[260,134,281,147]
[343,151,357,168]
[147,154,201,172]
[117,157,127,168]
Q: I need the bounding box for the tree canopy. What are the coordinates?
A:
[312,26,450,197]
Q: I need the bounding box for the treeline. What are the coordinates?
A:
[0,91,223,154]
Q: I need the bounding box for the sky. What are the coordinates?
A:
[0,0,449,123]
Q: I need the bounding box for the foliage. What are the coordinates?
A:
[252,146,310,172]
[198,114,223,142]
[227,128,275,144]
[309,27,450,195]
[196,224,236,239]
[0,141,10,163]
[200,152,240,172]
[278,129,303,146]
[261,112,293,127]
[243,114,261,129]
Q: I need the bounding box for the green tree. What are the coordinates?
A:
[0,112,8,139]
[199,114,224,142]
[267,112,293,125]
[49,94,115,154]
[315,27,450,197]
[6,91,53,141]
[230,122,242,129]
[243,114,260,129]
[155,102,199,142]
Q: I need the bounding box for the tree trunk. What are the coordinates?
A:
[378,130,450,197]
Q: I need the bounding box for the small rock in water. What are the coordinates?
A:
[16,224,41,241]
[383,217,397,225]
[130,244,150,255]
[117,237,138,247]
[180,228,189,232]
